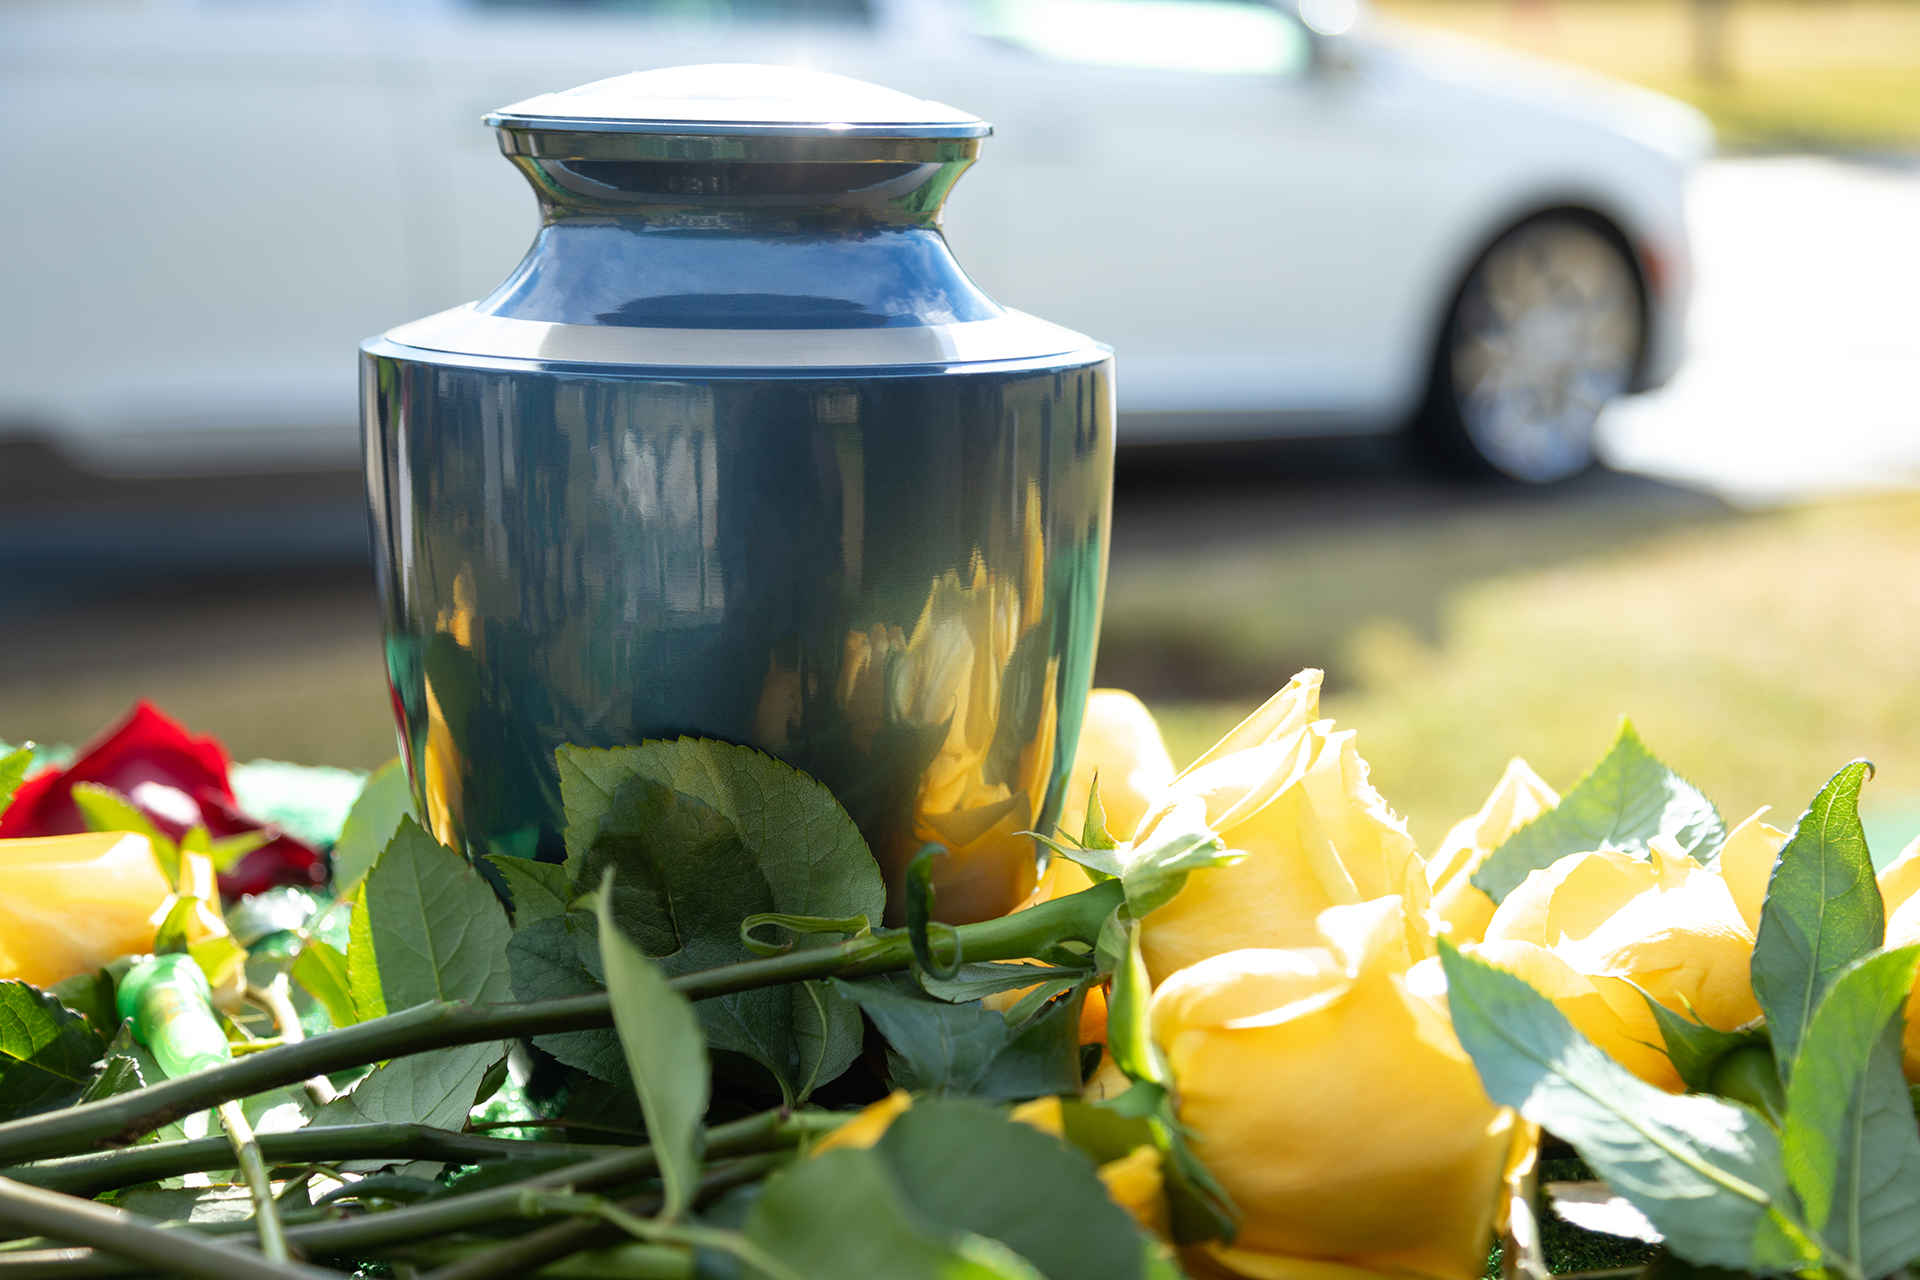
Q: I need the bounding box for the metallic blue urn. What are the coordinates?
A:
[361,65,1114,924]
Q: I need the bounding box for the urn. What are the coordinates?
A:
[361,65,1114,924]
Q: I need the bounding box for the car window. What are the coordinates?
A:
[968,0,1311,78]
[472,0,870,20]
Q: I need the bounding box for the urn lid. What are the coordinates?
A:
[485,64,991,141]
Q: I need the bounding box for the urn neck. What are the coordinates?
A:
[473,219,1004,332]
[497,129,981,231]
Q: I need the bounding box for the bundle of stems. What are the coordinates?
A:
[0,881,1122,1280]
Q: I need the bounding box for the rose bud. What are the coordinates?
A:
[0,832,168,986]
[1425,758,1559,945]
[1477,810,1786,1091]
[0,702,323,897]
[1133,670,1430,983]
[1155,897,1527,1280]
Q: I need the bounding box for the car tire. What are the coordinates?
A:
[1417,213,1645,483]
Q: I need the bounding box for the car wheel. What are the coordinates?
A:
[1420,214,1644,483]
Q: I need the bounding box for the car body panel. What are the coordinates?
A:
[0,0,1703,473]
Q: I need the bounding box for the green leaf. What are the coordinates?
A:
[47,969,119,1043]
[228,758,371,849]
[0,744,32,817]
[1104,914,1162,1086]
[561,739,885,1093]
[1642,992,1766,1093]
[121,1185,260,1224]
[1117,799,1238,917]
[1439,943,1815,1272]
[71,783,178,882]
[329,759,415,894]
[100,1023,166,1095]
[1708,1045,1788,1128]
[917,962,1092,1004]
[1752,761,1885,1074]
[1473,720,1727,905]
[595,867,708,1221]
[487,854,573,927]
[346,884,385,1023]
[1035,834,1123,882]
[0,981,107,1121]
[506,909,629,1085]
[1779,945,1920,1278]
[315,1041,508,1130]
[1081,1073,1235,1246]
[875,1097,1146,1280]
[291,939,357,1029]
[202,830,272,874]
[557,738,885,924]
[573,776,795,1093]
[186,931,249,996]
[355,817,513,1011]
[151,897,197,954]
[833,974,1087,1100]
[1083,775,1118,851]
[79,1054,145,1104]
[1060,1099,1156,1165]
[744,1147,1029,1280]
[566,753,874,1098]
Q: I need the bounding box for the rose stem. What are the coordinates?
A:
[246,977,336,1108]
[0,1177,339,1280]
[0,1114,832,1278]
[0,878,1121,1164]
[4,1125,614,1198]
[405,1152,782,1280]
[215,1100,288,1265]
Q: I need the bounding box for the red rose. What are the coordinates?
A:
[0,702,324,898]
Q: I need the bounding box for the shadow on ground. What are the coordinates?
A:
[1098,436,1739,702]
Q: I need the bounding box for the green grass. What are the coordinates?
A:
[1375,0,1920,151]
[1128,492,1920,856]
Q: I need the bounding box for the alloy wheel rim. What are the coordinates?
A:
[1450,220,1642,483]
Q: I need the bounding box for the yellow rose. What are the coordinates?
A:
[1874,834,1920,1080]
[1058,688,1178,845]
[0,831,169,987]
[1479,809,1786,1091]
[1426,759,1559,945]
[1134,670,1429,983]
[1153,897,1524,1280]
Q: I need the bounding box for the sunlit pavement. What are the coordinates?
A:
[1599,155,1920,507]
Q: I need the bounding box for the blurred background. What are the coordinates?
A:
[3,0,1917,855]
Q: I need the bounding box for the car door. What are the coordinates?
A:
[917,0,1402,434]
[0,0,416,474]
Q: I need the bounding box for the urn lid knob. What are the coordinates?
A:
[485,64,990,140]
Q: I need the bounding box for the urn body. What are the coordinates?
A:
[361,66,1113,922]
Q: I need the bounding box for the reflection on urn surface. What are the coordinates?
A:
[367,363,1112,923]
[753,489,1063,923]
[362,66,1113,922]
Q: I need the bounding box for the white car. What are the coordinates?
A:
[0,0,1709,483]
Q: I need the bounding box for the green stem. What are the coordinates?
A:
[415,1154,783,1280]
[0,1112,834,1278]
[4,1125,616,1198]
[520,1191,801,1280]
[215,1101,288,1266]
[535,1243,693,1279]
[0,1176,338,1280]
[0,880,1119,1164]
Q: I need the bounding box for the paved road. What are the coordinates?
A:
[1599,155,1920,506]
